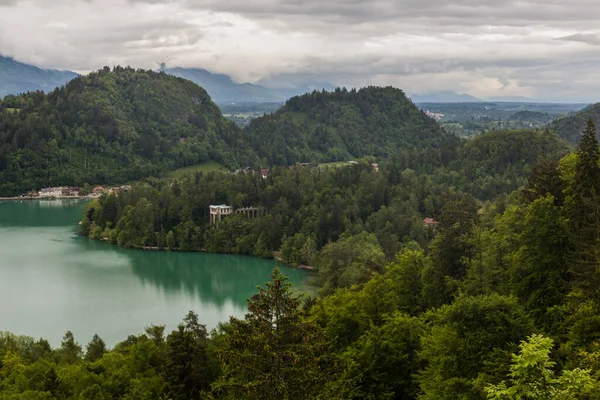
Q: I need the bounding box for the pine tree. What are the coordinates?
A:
[85,334,107,362]
[523,158,565,206]
[165,311,215,400]
[568,119,600,298]
[213,267,349,399]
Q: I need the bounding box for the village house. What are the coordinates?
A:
[92,185,105,195]
[423,217,438,228]
[260,169,269,179]
[371,163,379,172]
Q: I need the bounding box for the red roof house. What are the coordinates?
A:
[423,218,438,227]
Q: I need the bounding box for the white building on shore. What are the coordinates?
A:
[209,205,234,224]
[38,187,79,198]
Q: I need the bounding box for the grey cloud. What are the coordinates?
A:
[558,33,600,46]
[2,0,600,101]
[127,0,600,28]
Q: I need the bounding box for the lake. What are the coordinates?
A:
[0,199,309,347]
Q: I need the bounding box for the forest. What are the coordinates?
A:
[0,67,247,196]
[2,122,600,399]
[2,66,600,398]
[0,125,588,398]
[0,69,456,196]
[242,86,458,166]
[549,103,600,144]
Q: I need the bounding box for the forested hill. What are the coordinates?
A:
[0,67,248,196]
[0,56,79,98]
[548,102,600,144]
[243,86,459,166]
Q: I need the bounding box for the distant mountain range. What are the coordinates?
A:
[165,67,287,103]
[0,56,79,98]
[409,91,551,104]
[410,91,483,103]
[165,68,336,104]
[0,56,335,103]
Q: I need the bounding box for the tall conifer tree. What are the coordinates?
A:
[569,119,600,297]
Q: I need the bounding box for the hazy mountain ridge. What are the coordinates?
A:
[410,91,483,103]
[0,56,79,98]
[166,67,336,103]
[165,67,287,103]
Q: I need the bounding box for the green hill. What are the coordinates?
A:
[548,103,600,144]
[458,129,571,175]
[0,66,247,196]
[0,55,79,98]
[243,86,459,165]
[508,110,555,125]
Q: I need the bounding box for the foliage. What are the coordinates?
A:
[0,66,245,196]
[486,334,596,399]
[244,86,459,166]
[213,268,350,399]
[549,103,600,144]
[417,294,534,399]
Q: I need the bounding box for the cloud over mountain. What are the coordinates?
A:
[1,0,599,102]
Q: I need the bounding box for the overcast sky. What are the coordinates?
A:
[1,0,600,101]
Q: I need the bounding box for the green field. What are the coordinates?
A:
[168,161,226,178]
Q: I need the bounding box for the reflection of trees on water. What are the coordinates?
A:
[0,200,87,227]
[124,248,309,309]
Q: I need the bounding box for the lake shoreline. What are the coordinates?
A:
[1,199,311,347]
[0,196,94,201]
[92,235,316,271]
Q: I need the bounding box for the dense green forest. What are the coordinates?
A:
[3,65,598,398]
[0,67,246,196]
[0,71,460,196]
[549,103,600,144]
[243,87,459,165]
[79,128,568,265]
[2,123,599,399]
